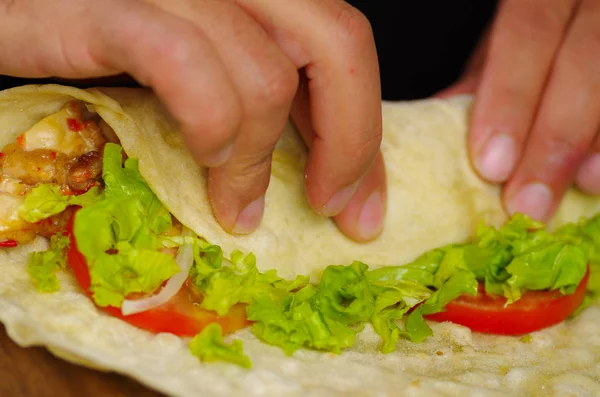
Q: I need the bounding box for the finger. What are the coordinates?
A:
[236,0,384,218]
[333,153,387,242]
[0,0,121,78]
[91,0,244,167]
[150,0,298,234]
[468,0,577,183]
[291,73,386,241]
[435,74,479,99]
[504,0,600,221]
[575,130,600,194]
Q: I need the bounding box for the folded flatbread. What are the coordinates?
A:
[0,85,599,397]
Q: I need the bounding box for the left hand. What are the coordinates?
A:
[438,0,600,221]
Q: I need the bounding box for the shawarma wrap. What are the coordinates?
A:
[1,84,600,397]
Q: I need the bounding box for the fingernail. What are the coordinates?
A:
[233,195,265,234]
[322,183,358,217]
[205,144,234,168]
[476,134,516,182]
[576,153,600,194]
[507,182,553,221]
[358,191,384,240]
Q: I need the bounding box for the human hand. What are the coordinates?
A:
[439,0,600,221]
[0,0,386,241]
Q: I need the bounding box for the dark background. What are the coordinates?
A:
[348,1,498,99]
[0,1,498,100]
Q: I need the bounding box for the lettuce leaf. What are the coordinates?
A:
[88,242,180,307]
[459,213,587,302]
[195,249,309,316]
[19,184,103,223]
[558,214,600,313]
[73,143,178,307]
[191,212,594,359]
[27,233,70,292]
[313,262,375,324]
[62,144,600,359]
[247,286,357,355]
[189,323,251,368]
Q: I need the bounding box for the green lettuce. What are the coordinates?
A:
[19,184,103,223]
[190,247,309,316]
[463,213,587,302]
[19,124,598,369]
[247,285,358,355]
[189,324,251,369]
[557,214,600,313]
[25,139,598,365]
[73,143,178,307]
[246,263,373,355]
[367,249,477,349]
[190,212,595,361]
[27,233,70,292]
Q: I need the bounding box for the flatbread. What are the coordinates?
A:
[98,88,600,279]
[0,85,599,396]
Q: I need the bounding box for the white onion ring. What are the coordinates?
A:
[121,229,194,316]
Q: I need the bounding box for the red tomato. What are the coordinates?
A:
[0,239,18,248]
[425,268,590,335]
[65,210,251,337]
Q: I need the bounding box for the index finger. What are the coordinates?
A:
[236,0,384,216]
[90,0,243,166]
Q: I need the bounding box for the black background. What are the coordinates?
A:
[348,1,498,99]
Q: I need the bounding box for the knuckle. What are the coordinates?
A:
[332,5,374,49]
[252,59,298,110]
[145,30,201,87]
[226,154,272,192]
[347,126,382,163]
[205,101,242,139]
[540,129,589,164]
[155,34,196,72]
[186,97,243,149]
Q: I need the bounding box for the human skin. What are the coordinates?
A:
[2,0,597,240]
[439,0,600,222]
[0,0,386,242]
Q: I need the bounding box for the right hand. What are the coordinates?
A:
[0,0,386,242]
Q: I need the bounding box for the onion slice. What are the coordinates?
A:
[121,228,194,316]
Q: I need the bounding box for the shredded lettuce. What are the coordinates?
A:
[73,143,178,307]
[23,140,600,367]
[556,214,600,313]
[189,324,251,369]
[27,233,70,292]
[19,184,103,223]
[463,213,587,302]
[247,263,368,355]
[188,245,309,316]
[189,212,597,363]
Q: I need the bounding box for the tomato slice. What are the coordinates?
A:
[0,239,18,248]
[65,210,251,337]
[425,268,590,335]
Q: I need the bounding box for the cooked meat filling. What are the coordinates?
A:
[0,101,110,243]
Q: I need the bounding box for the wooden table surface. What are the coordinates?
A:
[0,324,165,397]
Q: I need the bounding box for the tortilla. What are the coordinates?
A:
[0,85,599,396]
[96,87,600,279]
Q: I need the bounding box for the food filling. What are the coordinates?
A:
[3,102,600,370]
[1,101,191,307]
[0,102,107,244]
